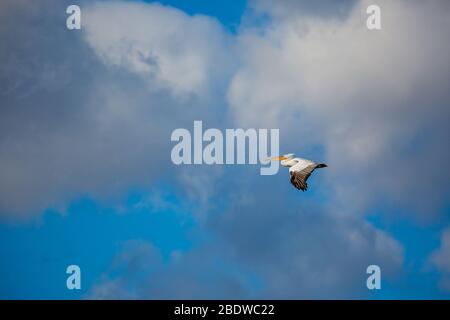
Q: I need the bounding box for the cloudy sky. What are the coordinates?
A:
[0,0,449,299]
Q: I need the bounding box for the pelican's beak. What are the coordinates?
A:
[265,156,287,161]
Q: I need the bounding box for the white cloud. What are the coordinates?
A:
[0,0,230,219]
[2,0,448,220]
[228,0,450,217]
[83,1,232,97]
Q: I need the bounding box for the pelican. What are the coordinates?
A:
[267,154,327,191]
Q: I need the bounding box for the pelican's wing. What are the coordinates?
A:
[289,160,317,191]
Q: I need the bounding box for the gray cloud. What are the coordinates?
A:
[209,174,403,298]
[87,167,404,299]
[87,239,253,299]
[2,0,448,220]
[0,0,231,220]
[250,0,358,20]
[228,0,450,219]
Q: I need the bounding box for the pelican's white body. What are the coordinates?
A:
[269,153,326,191]
[280,156,315,173]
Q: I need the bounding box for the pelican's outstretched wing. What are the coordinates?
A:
[289,160,327,191]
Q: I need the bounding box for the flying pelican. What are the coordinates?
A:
[267,154,327,191]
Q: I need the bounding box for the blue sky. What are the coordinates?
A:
[1,0,450,299]
[150,0,246,31]
[0,188,196,299]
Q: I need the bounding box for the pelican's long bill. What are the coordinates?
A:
[266,156,288,161]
